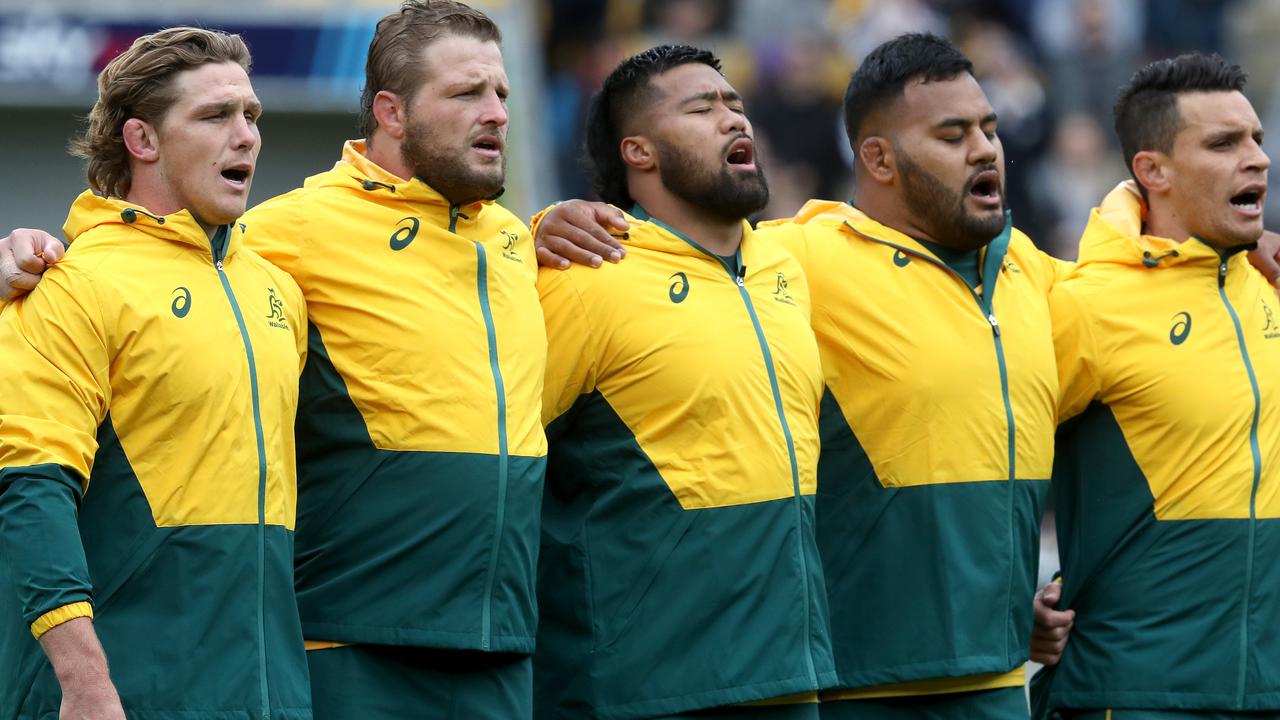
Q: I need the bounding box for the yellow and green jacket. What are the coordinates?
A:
[1031,183,1280,714]
[243,141,547,651]
[758,201,1059,699]
[0,191,310,719]
[534,207,836,719]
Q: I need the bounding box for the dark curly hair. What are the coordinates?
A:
[584,44,722,208]
[843,33,973,164]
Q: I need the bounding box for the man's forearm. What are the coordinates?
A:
[39,616,111,685]
[38,616,127,720]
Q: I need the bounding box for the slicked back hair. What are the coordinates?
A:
[70,27,251,200]
[584,44,723,208]
[843,32,974,175]
[1114,52,1248,192]
[358,0,502,139]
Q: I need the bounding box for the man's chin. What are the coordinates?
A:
[467,159,505,182]
[966,200,1004,218]
[1223,223,1267,249]
[200,206,244,227]
[419,168,505,202]
[966,208,1005,232]
[467,182,505,202]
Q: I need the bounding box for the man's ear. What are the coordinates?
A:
[122,118,159,163]
[620,136,657,171]
[372,90,408,140]
[859,136,895,185]
[1131,150,1171,196]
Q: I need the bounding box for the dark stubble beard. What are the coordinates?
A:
[401,116,505,205]
[655,140,770,222]
[897,146,1005,251]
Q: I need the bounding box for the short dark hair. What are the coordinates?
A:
[1113,52,1247,187]
[584,44,722,208]
[358,0,502,139]
[843,33,973,152]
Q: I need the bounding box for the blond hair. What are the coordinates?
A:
[70,27,251,199]
[358,0,502,138]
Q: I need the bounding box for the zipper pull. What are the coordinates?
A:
[216,260,224,271]
[987,313,1001,337]
[1219,261,1228,288]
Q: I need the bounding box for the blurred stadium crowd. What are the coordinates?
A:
[541,0,1280,260]
[6,0,1280,259]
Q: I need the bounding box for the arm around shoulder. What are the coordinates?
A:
[532,200,630,270]
[538,267,602,436]
[1048,280,1102,424]
[0,227,66,301]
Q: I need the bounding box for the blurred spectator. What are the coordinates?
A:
[1144,0,1237,58]
[1030,113,1127,259]
[963,19,1051,245]
[1260,71,1280,228]
[642,0,730,41]
[751,33,850,216]
[1231,0,1280,119]
[733,0,829,47]
[1032,0,1142,126]
[544,36,625,201]
[632,0,754,93]
[829,0,947,62]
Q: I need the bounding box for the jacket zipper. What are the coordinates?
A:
[635,205,820,682]
[708,252,819,687]
[855,231,1020,663]
[212,234,271,720]
[454,203,509,652]
[1217,258,1262,708]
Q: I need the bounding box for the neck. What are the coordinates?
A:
[365,132,413,182]
[634,189,744,256]
[125,176,217,239]
[1143,196,1198,247]
[854,183,941,246]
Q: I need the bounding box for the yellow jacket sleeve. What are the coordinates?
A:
[528,202,560,237]
[755,222,810,270]
[242,199,305,281]
[0,262,112,636]
[1049,281,1102,424]
[538,267,599,435]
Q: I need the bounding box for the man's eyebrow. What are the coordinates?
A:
[1204,127,1246,145]
[192,100,234,115]
[192,99,261,115]
[679,89,742,105]
[443,77,510,95]
[935,112,998,131]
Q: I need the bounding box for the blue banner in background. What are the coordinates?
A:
[0,10,379,107]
